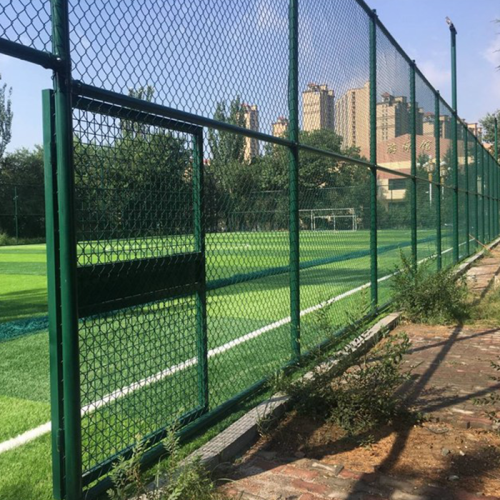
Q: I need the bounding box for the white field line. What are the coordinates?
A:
[0,241,465,454]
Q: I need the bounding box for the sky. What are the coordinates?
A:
[0,0,499,153]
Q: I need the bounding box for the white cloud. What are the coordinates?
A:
[483,37,500,68]
[417,59,451,90]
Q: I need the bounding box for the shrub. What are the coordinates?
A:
[391,251,469,324]
[281,330,412,437]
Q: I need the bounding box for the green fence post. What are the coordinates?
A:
[52,0,82,498]
[369,9,378,309]
[487,152,491,243]
[481,147,485,243]
[488,155,495,241]
[193,131,208,411]
[13,185,19,243]
[449,23,459,261]
[288,0,300,360]
[43,88,65,500]
[410,61,417,265]
[495,118,499,237]
[474,139,479,248]
[465,133,469,256]
[435,91,442,269]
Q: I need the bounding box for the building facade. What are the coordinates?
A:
[334,81,370,152]
[243,103,259,161]
[302,83,335,132]
[272,116,289,138]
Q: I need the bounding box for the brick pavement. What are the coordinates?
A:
[218,250,500,500]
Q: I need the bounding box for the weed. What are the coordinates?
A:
[108,426,226,500]
[391,251,469,324]
[277,328,412,438]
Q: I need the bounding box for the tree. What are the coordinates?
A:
[0,147,45,238]
[0,73,13,158]
[479,110,500,147]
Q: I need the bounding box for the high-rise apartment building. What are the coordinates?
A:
[272,116,289,138]
[467,122,482,139]
[334,81,370,151]
[243,103,259,161]
[423,112,452,139]
[302,83,334,132]
[376,92,423,143]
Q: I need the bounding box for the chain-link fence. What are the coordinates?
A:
[1,1,499,499]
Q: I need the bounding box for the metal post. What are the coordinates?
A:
[13,186,19,243]
[449,20,459,262]
[52,0,81,498]
[435,91,442,269]
[481,147,485,243]
[474,140,479,248]
[43,88,65,500]
[369,9,378,309]
[489,154,493,241]
[464,132,469,256]
[495,118,499,237]
[410,61,417,265]
[288,0,300,360]
[193,131,208,411]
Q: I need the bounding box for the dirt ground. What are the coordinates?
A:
[247,413,500,496]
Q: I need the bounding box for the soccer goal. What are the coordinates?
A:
[299,208,358,231]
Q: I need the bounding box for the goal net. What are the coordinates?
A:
[299,208,358,231]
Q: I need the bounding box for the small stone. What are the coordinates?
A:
[441,447,451,456]
[459,450,465,456]
[294,451,305,458]
[448,475,459,481]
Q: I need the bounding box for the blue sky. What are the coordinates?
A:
[0,0,499,153]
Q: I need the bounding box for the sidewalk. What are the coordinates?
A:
[218,251,500,500]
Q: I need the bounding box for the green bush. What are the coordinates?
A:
[391,252,469,324]
[281,331,411,437]
[0,232,45,246]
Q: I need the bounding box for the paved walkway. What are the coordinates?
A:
[219,250,500,500]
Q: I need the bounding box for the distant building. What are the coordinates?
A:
[302,83,335,132]
[376,92,423,143]
[467,122,483,140]
[272,116,289,138]
[243,103,259,161]
[423,112,452,139]
[334,81,370,152]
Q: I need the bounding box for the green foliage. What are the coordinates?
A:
[280,330,411,437]
[0,147,45,239]
[391,252,469,324]
[109,427,225,500]
[0,73,13,158]
[480,109,500,148]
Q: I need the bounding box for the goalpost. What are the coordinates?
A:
[299,208,358,231]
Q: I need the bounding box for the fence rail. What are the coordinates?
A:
[1,1,499,499]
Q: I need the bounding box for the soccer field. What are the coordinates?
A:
[0,229,449,499]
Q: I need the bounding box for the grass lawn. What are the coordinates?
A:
[0,228,463,499]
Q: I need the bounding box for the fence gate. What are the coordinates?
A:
[43,88,208,498]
